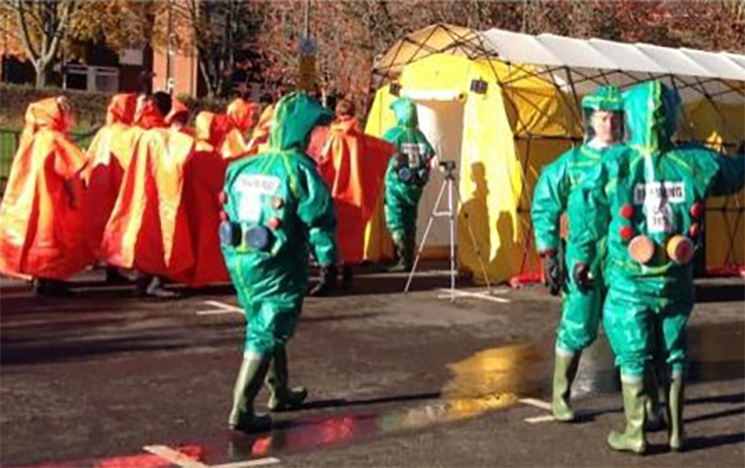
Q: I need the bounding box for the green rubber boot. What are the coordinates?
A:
[265,346,308,412]
[552,350,581,422]
[608,378,647,455]
[666,371,686,452]
[229,354,273,433]
[645,365,666,431]
[388,235,413,273]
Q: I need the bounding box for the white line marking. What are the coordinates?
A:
[196,309,242,316]
[435,289,511,303]
[524,414,555,424]
[143,445,210,468]
[518,398,552,411]
[213,457,281,468]
[204,300,243,311]
[197,300,243,315]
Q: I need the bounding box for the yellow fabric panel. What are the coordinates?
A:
[684,98,744,150]
[363,85,397,262]
[376,24,480,78]
[400,54,474,92]
[684,97,745,270]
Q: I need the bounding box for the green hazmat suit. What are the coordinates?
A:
[383,98,435,267]
[531,85,625,421]
[222,92,336,354]
[577,80,745,378]
[576,80,744,453]
[532,86,624,353]
[221,93,336,431]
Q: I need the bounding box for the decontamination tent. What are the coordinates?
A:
[364,24,745,284]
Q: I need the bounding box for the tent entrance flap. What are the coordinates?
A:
[413,98,465,256]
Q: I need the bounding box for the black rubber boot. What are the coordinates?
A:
[104,266,129,285]
[265,346,308,412]
[33,278,76,297]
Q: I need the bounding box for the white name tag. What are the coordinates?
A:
[235,174,281,195]
[400,142,428,168]
[634,182,684,234]
[234,174,281,222]
[633,182,685,205]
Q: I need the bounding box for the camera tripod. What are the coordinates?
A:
[404,162,492,301]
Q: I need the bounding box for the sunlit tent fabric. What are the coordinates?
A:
[365,23,745,284]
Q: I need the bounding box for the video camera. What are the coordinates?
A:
[439,160,457,175]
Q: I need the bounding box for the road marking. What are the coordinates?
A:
[524,414,555,424]
[435,289,511,303]
[213,458,281,468]
[143,445,210,468]
[197,300,243,316]
[144,444,280,468]
[518,398,552,411]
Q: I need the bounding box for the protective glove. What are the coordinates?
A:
[541,250,563,296]
[573,262,593,291]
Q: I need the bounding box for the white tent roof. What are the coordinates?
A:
[479,27,745,82]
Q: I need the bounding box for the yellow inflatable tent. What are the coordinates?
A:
[365,24,745,284]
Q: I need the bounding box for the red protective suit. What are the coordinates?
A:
[173,111,231,286]
[0,98,93,280]
[309,117,394,263]
[221,98,254,160]
[85,93,142,257]
[100,103,196,279]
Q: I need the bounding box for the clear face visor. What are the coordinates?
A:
[583,108,625,144]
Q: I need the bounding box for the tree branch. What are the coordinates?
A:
[12,0,40,61]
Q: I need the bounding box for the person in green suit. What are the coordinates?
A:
[383,97,436,271]
[220,92,337,433]
[575,80,745,454]
[532,86,626,422]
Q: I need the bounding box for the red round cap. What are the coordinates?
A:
[219,191,227,204]
[620,225,634,241]
[219,211,228,222]
[267,217,282,230]
[620,204,634,219]
[690,202,703,219]
[689,223,701,238]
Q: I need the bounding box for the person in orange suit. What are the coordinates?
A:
[245,94,274,156]
[221,97,256,160]
[173,111,231,287]
[307,99,395,294]
[0,97,93,296]
[85,93,141,284]
[100,92,195,298]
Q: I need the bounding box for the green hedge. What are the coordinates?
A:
[0,83,111,129]
[0,84,235,130]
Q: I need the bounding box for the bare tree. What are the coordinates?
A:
[2,0,79,87]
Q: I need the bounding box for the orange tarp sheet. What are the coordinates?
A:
[309,117,394,263]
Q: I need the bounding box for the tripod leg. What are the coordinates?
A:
[448,177,456,300]
[405,180,448,294]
